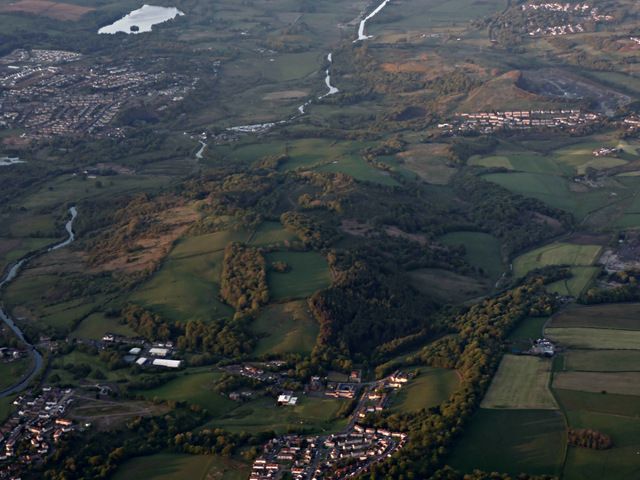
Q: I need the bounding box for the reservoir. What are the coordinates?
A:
[98,5,184,35]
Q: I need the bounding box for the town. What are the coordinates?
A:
[0,48,197,141]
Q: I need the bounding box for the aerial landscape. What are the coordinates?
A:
[1,0,640,478]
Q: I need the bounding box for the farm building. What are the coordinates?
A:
[151,359,182,368]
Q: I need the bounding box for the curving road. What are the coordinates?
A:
[0,206,78,398]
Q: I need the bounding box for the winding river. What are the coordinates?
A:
[0,206,78,397]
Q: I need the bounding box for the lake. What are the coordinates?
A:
[98,5,184,35]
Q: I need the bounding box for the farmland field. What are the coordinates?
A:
[265,251,331,301]
[554,389,640,418]
[439,231,504,281]
[562,412,640,480]
[554,371,640,396]
[546,327,640,350]
[388,367,459,413]
[113,453,250,480]
[513,242,601,278]
[448,409,565,476]
[546,266,599,297]
[481,355,557,409]
[563,350,640,372]
[550,304,640,330]
[251,300,318,356]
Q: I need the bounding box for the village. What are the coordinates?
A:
[440,109,601,134]
[0,387,77,479]
[248,370,412,479]
[0,48,197,141]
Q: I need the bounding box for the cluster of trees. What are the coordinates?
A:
[309,249,438,361]
[280,211,340,249]
[567,428,613,450]
[121,304,254,357]
[220,242,269,314]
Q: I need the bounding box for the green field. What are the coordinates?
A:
[550,304,640,330]
[481,355,557,409]
[448,409,565,477]
[388,367,459,413]
[209,396,347,434]
[546,327,640,350]
[513,243,601,278]
[72,312,137,340]
[113,453,250,480]
[439,231,504,281]
[563,350,640,372]
[265,251,331,301]
[554,389,640,418]
[131,231,246,323]
[140,370,234,415]
[251,301,318,356]
[554,372,640,396]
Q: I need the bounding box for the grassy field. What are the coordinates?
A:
[513,242,601,278]
[508,316,548,342]
[554,372,640,396]
[113,453,250,480]
[47,349,132,385]
[481,355,557,409]
[251,301,318,356]
[448,409,565,476]
[131,231,247,323]
[546,266,600,297]
[265,251,330,301]
[546,327,640,350]
[407,268,489,304]
[388,367,459,413]
[248,221,297,247]
[563,350,640,372]
[550,304,640,330]
[72,312,137,340]
[140,370,234,415]
[438,231,504,281]
[482,172,615,219]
